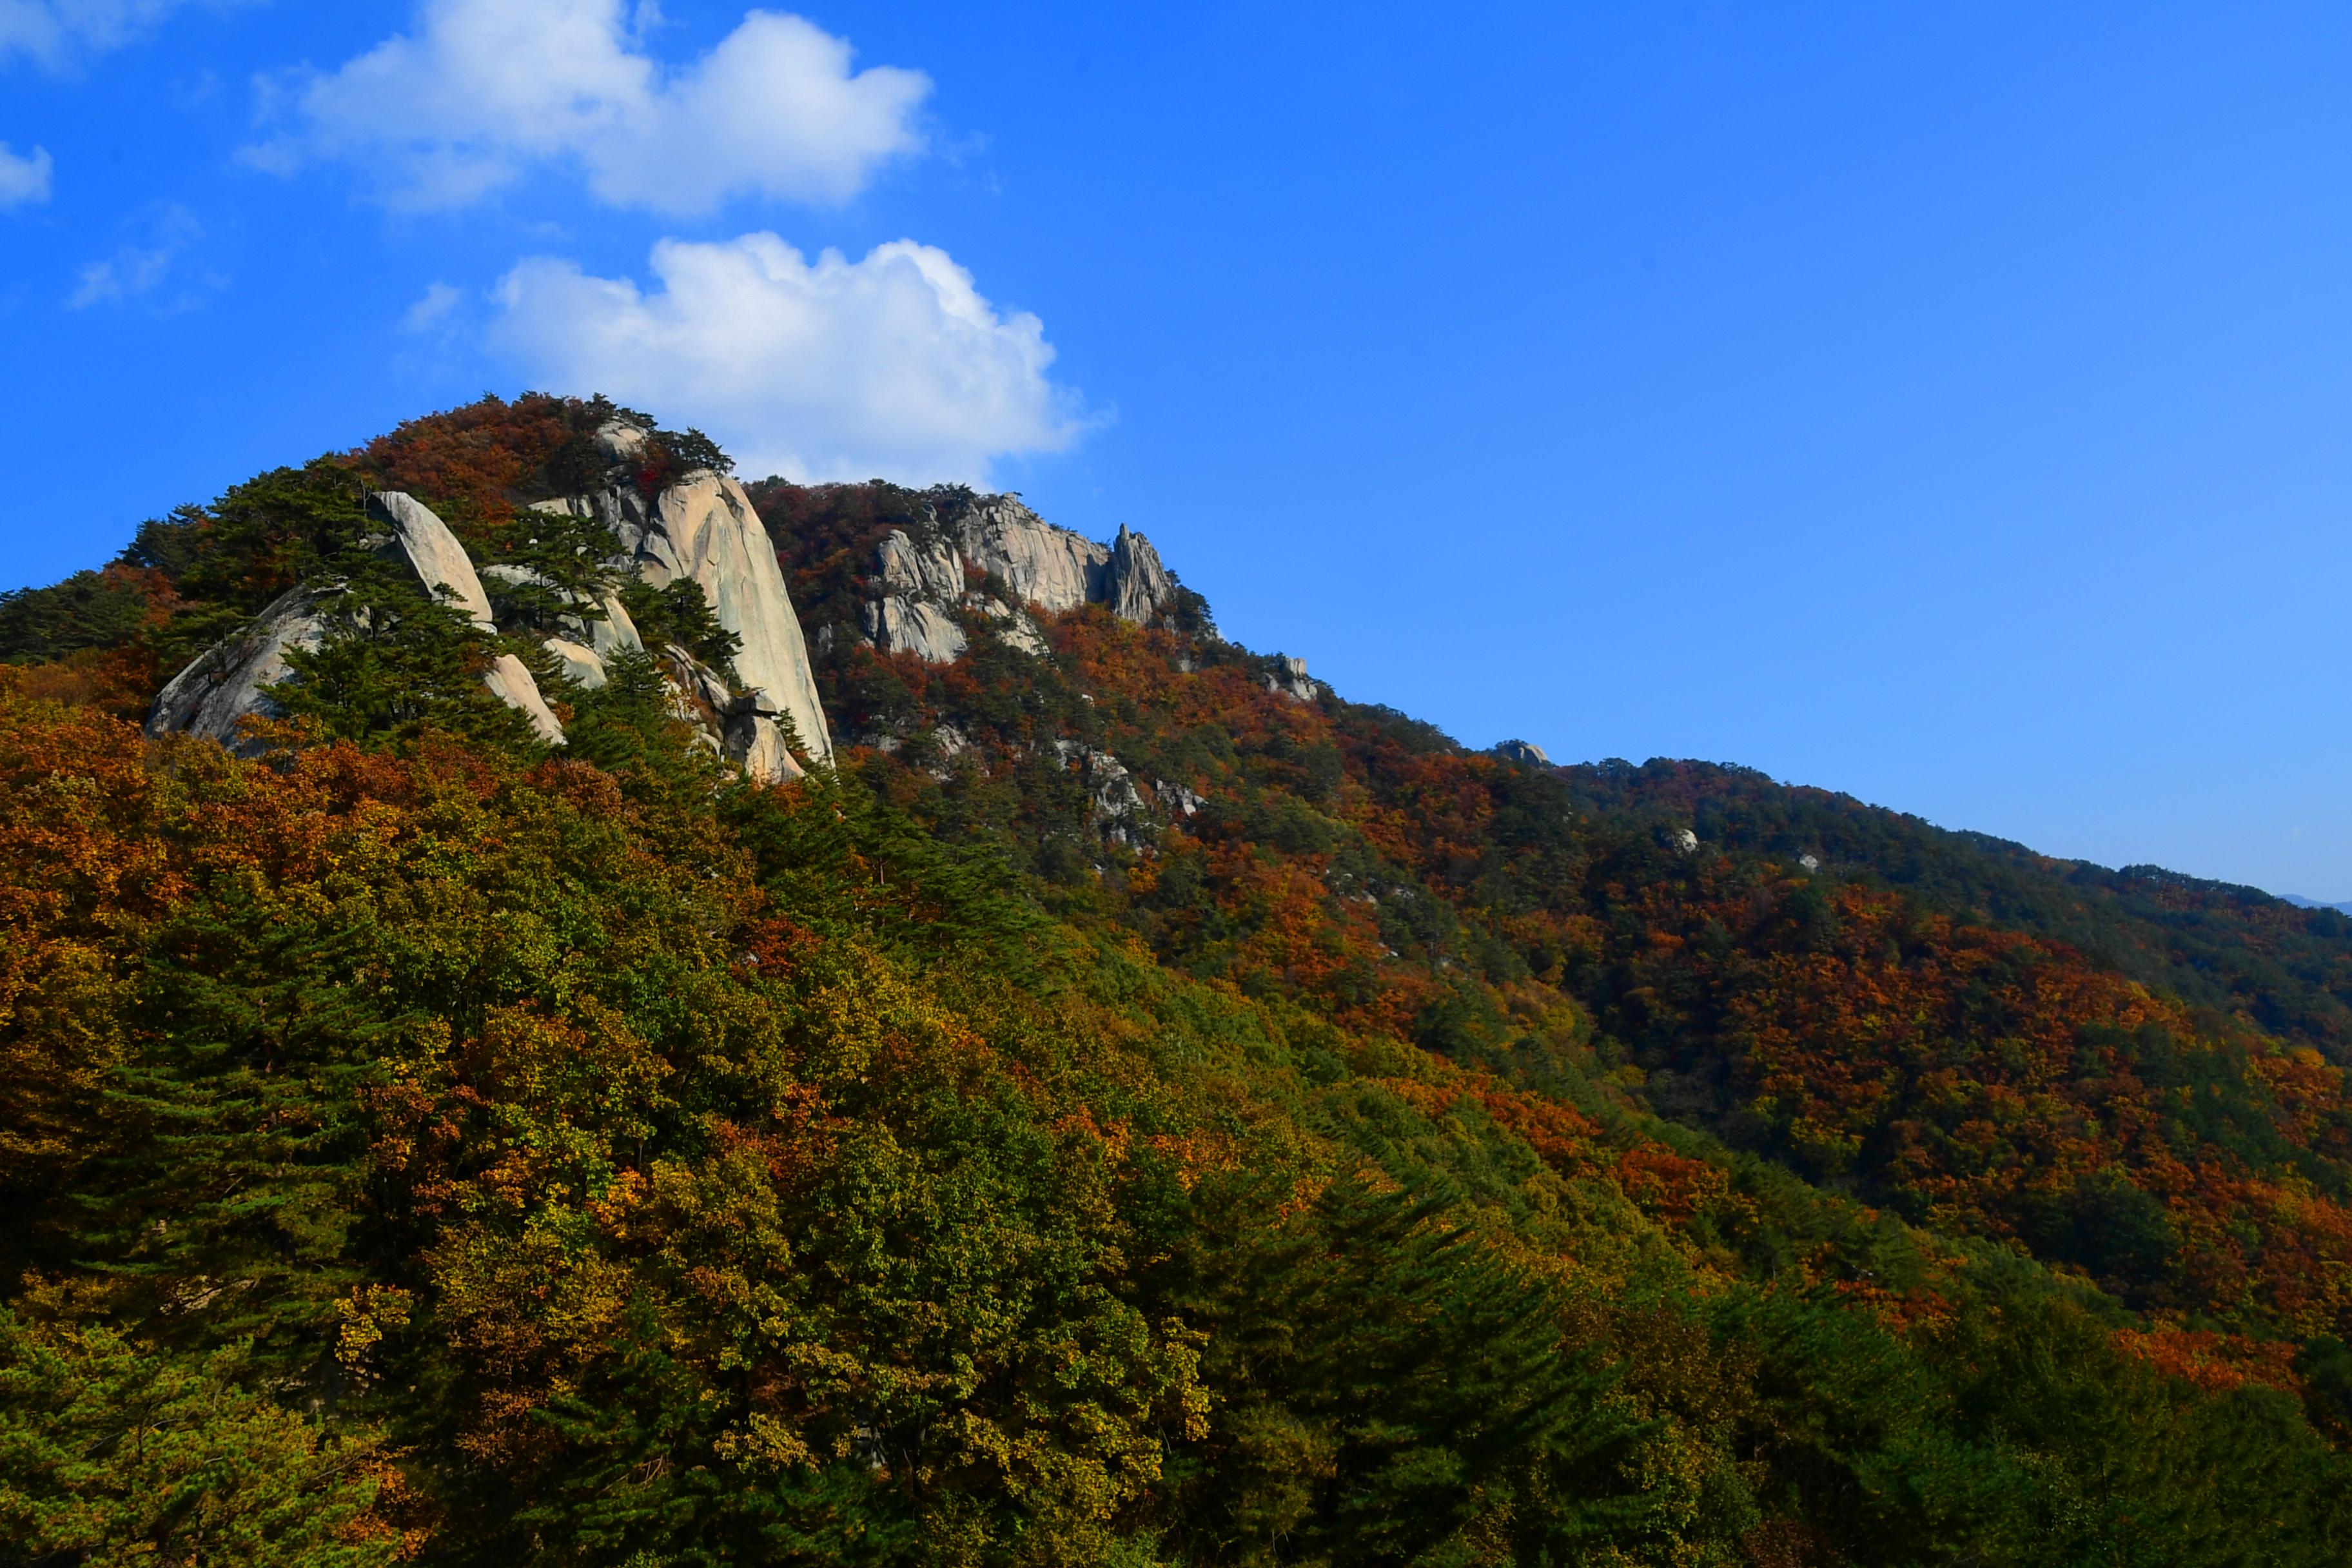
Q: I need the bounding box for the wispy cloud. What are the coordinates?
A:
[0,141,51,206]
[402,279,463,331]
[254,0,930,215]
[491,233,1090,484]
[68,203,218,309]
[0,1,240,70]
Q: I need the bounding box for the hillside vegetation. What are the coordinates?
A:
[5,393,2352,1564]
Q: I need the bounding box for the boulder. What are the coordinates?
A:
[144,583,336,751]
[1494,740,1551,765]
[596,419,649,464]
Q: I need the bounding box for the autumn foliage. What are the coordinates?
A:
[6,398,2352,1561]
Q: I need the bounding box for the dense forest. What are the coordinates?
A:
[5,393,2352,1564]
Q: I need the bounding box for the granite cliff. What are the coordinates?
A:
[857,493,1179,665]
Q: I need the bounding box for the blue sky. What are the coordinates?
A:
[3,1,2349,896]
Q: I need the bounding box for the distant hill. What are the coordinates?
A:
[5,392,2352,1564]
[2285,893,2352,916]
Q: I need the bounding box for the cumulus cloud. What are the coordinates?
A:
[490,233,1089,484]
[261,0,928,213]
[1,0,223,68]
[0,141,51,206]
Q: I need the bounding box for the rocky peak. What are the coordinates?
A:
[1265,656,1320,703]
[859,493,1181,667]
[1108,525,1173,625]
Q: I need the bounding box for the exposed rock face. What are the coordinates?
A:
[481,562,647,692]
[144,584,335,750]
[612,471,832,769]
[588,591,642,661]
[596,419,648,464]
[1052,740,1156,845]
[864,595,968,664]
[657,643,805,784]
[369,492,564,745]
[150,460,830,787]
[1494,740,1551,765]
[954,496,1109,614]
[949,498,1177,626]
[148,490,574,752]
[864,528,972,662]
[1155,780,1205,818]
[370,492,497,629]
[1108,526,1173,625]
[485,653,565,745]
[540,636,610,691]
[851,496,1178,667]
[879,529,963,599]
[1266,656,1320,703]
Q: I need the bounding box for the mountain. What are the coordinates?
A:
[2286,895,2352,917]
[5,392,2352,1564]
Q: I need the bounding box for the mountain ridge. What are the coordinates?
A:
[5,391,2352,1563]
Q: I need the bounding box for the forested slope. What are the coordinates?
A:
[4,393,2352,1564]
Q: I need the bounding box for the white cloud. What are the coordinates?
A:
[0,141,51,206]
[490,233,1089,484]
[1,0,221,68]
[68,203,211,308]
[402,279,464,330]
[263,1,928,214]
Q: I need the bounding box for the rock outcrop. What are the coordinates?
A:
[1266,656,1320,703]
[1051,740,1157,847]
[144,583,335,749]
[627,473,832,769]
[482,654,565,745]
[1494,739,1551,765]
[366,492,567,747]
[954,496,1111,614]
[860,529,971,663]
[369,491,498,629]
[149,439,833,788]
[865,596,968,664]
[145,491,573,753]
[533,452,832,776]
[852,496,1181,667]
[1108,526,1173,625]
